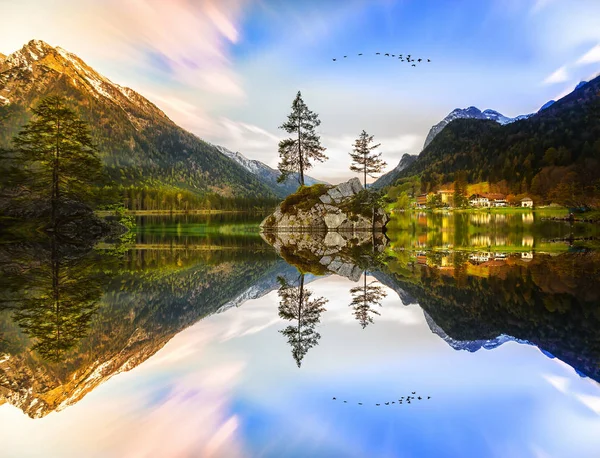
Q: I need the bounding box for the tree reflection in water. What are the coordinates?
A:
[277,274,327,367]
[5,237,104,362]
[350,272,387,328]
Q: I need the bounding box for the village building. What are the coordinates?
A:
[486,193,507,207]
[436,189,455,205]
[415,194,428,208]
[468,193,507,207]
[521,197,533,208]
[469,193,490,207]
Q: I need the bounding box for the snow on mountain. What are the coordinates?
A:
[423,310,531,352]
[214,144,325,197]
[423,106,532,149]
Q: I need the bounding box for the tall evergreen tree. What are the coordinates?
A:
[453,171,468,207]
[349,130,387,187]
[13,96,102,225]
[12,236,103,362]
[349,272,387,329]
[277,91,327,186]
[277,274,327,368]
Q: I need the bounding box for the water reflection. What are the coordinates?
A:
[277,274,327,367]
[386,210,598,251]
[0,214,599,457]
[349,272,387,328]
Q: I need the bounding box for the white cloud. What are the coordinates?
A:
[531,0,557,14]
[576,43,600,65]
[542,66,569,84]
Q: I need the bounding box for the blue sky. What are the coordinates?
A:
[1,0,600,182]
[1,275,600,457]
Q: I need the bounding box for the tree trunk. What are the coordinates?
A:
[298,123,304,186]
[363,152,367,188]
[53,116,60,229]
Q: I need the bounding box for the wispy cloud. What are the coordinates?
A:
[542,65,569,84]
[530,0,557,14]
[576,43,600,65]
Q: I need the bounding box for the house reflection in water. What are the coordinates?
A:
[522,213,534,224]
[522,235,534,247]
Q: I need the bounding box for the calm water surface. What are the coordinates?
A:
[1,212,599,458]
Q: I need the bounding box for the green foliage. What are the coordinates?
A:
[340,189,385,219]
[11,96,102,222]
[280,184,328,214]
[278,91,327,186]
[386,77,600,206]
[453,171,468,207]
[393,192,411,211]
[277,274,327,367]
[349,130,386,187]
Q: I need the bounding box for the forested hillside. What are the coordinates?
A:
[385,75,600,205]
[0,40,279,210]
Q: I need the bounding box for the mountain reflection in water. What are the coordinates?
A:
[0,213,599,457]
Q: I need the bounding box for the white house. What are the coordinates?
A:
[521,197,533,208]
[469,194,490,207]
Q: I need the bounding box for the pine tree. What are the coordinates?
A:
[349,272,387,328]
[13,96,102,225]
[277,274,327,367]
[453,171,468,207]
[349,130,387,187]
[277,91,327,186]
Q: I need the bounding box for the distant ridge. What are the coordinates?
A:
[0,39,287,199]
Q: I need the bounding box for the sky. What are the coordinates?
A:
[1,275,600,457]
[1,0,600,183]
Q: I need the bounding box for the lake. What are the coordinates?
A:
[1,211,599,458]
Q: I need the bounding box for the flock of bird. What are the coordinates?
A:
[332,392,431,406]
[332,53,431,67]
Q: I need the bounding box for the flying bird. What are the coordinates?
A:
[344,55,347,58]
[412,392,416,394]
[358,403,363,405]
[332,58,336,62]
[376,403,380,406]
[385,402,390,405]
[376,52,380,55]
[412,64,416,67]
[332,397,336,400]
[418,397,422,400]
[344,400,347,403]
[392,54,395,57]
[385,53,390,56]
[418,58,422,62]
[427,59,431,62]
[428,396,431,399]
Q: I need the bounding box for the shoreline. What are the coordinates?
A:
[96,209,272,217]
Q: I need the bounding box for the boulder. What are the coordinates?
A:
[261,179,389,233]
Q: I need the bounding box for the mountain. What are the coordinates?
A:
[0,40,278,202]
[422,106,531,149]
[372,153,417,189]
[214,145,324,198]
[378,76,600,200]
[423,310,530,352]
[0,245,293,418]
[539,100,555,111]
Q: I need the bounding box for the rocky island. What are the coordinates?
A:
[260,178,389,233]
